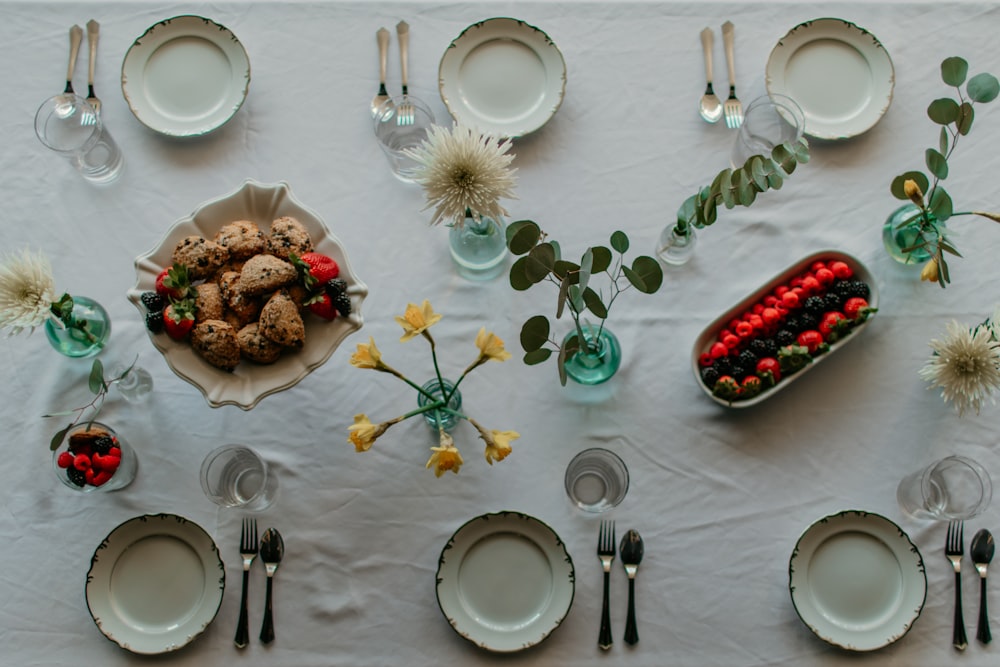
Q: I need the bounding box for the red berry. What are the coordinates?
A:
[830,261,853,279]
[91,470,113,486]
[712,376,742,402]
[801,276,821,295]
[844,297,877,321]
[57,451,75,468]
[762,307,781,326]
[763,295,779,307]
[721,333,741,350]
[781,291,800,309]
[756,357,782,386]
[735,321,754,337]
[699,352,714,367]
[73,453,92,471]
[796,330,828,355]
[298,252,340,285]
[107,446,122,459]
[163,303,196,341]
[819,311,849,340]
[815,267,835,286]
[774,285,790,297]
[810,261,827,272]
[709,342,728,359]
[740,375,763,398]
[85,467,97,484]
[307,292,338,321]
[154,264,192,300]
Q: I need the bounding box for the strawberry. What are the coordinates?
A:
[306,292,338,321]
[740,376,763,398]
[818,312,850,341]
[712,376,741,402]
[292,252,339,289]
[844,297,877,322]
[163,302,196,340]
[155,264,193,301]
[755,357,781,386]
[778,344,813,373]
[796,330,828,355]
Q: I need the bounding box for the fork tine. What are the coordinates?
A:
[240,517,247,549]
[251,517,258,549]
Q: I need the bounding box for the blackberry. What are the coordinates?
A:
[784,315,803,333]
[332,291,352,317]
[803,295,826,316]
[759,338,779,356]
[92,435,114,455]
[823,292,843,310]
[776,329,796,346]
[738,349,758,368]
[325,278,348,296]
[730,363,748,380]
[799,312,819,330]
[66,467,86,487]
[701,366,720,387]
[749,339,770,357]
[845,280,870,299]
[714,357,733,375]
[140,291,164,312]
[146,310,164,333]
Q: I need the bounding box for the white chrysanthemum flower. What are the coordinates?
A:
[405,124,517,226]
[0,248,57,336]
[919,319,1000,416]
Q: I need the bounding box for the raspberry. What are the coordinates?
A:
[91,471,113,486]
[57,451,75,469]
[107,447,122,459]
[73,453,92,471]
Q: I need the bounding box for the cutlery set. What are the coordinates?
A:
[63,21,102,119]
[945,521,993,650]
[596,521,645,650]
[698,22,742,128]
[372,21,416,125]
[235,518,285,648]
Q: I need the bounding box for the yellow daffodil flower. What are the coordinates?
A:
[483,429,519,464]
[921,257,939,283]
[475,328,512,363]
[350,337,383,370]
[348,414,397,452]
[903,178,925,207]
[426,433,463,476]
[396,300,442,342]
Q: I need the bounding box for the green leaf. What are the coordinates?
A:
[552,260,580,284]
[626,256,664,294]
[968,72,1000,103]
[556,274,571,318]
[509,256,533,291]
[88,359,105,394]
[749,156,769,190]
[925,148,949,180]
[582,287,608,319]
[939,126,949,155]
[589,246,612,273]
[939,239,962,257]
[525,243,556,282]
[578,248,593,293]
[929,186,954,221]
[568,284,585,313]
[927,97,960,125]
[519,315,550,352]
[549,240,561,261]
[771,143,795,174]
[941,56,968,86]
[766,170,783,190]
[957,102,975,135]
[890,171,929,200]
[50,424,72,451]
[789,138,810,163]
[610,231,629,254]
[505,220,540,255]
[523,348,552,365]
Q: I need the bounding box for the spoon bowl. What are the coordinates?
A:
[259,527,285,643]
[699,27,723,123]
[371,27,391,117]
[972,528,994,644]
[620,529,644,645]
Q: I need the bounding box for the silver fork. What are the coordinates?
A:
[85,20,101,117]
[721,21,743,129]
[395,21,413,126]
[946,520,968,651]
[235,517,259,649]
[597,520,615,651]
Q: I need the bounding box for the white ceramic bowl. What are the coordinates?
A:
[128,179,367,409]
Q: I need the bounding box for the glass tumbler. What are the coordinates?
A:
[564,448,629,512]
[34,93,123,183]
[373,94,436,182]
[897,455,993,520]
[200,445,278,511]
[730,93,805,169]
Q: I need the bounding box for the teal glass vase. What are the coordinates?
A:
[562,327,622,385]
[883,204,940,265]
[44,295,110,358]
[449,214,507,280]
[417,378,462,432]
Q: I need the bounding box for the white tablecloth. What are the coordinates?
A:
[4,1,1000,665]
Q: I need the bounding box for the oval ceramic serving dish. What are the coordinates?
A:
[691,250,878,407]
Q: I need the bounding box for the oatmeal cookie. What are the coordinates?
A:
[259,290,306,348]
[237,322,283,364]
[172,235,230,280]
[239,254,298,296]
[190,319,241,371]
[214,220,267,259]
[267,216,313,259]
[194,282,225,324]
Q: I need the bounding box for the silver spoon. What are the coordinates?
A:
[259,527,284,643]
[698,27,723,123]
[64,24,83,95]
[620,529,644,645]
[371,27,391,117]
[972,528,994,644]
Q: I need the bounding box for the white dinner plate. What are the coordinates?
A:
[766,18,894,140]
[121,15,250,137]
[439,17,566,138]
[86,513,225,654]
[789,510,926,651]
[436,511,575,652]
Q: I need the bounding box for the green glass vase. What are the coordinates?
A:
[44,295,110,358]
[883,204,941,265]
[417,378,462,432]
[562,327,622,385]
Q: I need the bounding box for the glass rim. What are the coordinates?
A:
[199,444,269,505]
[34,93,103,153]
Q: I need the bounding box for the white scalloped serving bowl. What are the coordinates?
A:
[127,179,367,409]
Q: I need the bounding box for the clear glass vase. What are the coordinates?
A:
[449,214,508,280]
[562,327,622,385]
[656,224,698,266]
[883,204,940,265]
[44,295,110,358]
[417,378,463,432]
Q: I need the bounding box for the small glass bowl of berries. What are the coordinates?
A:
[52,422,138,492]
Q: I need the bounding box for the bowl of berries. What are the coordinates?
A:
[127,179,368,409]
[693,250,878,407]
[53,422,138,492]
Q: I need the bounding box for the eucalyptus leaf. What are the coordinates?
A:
[50,424,72,451]
[525,243,556,282]
[939,254,951,285]
[610,231,629,254]
[556,275,570,319]
[766,170,784,190]
[553,260,581,284]
[939,126,949,154]
[589,246,612,273]
[88,359,105,394]
[771,143,795,174]
[789,139,811,163]
[519,315,550,352]
[506,220,541,255]
[749,156,769,190]
[509,256,534,290]
[626,256,664,294]
[568,284,585,313]
[582,287,608,319]
[939,239,962,257]
[523,348,553,365]
[957,102,975,135]
[890,171,929,200]
[929,186,954,221]
[925,148,949,180]
[578,248,593,292]
[968,72,1000,103]
[927,97,960,125]
[941,56,968,86]
[549,240,561,261]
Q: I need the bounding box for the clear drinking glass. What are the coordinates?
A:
[897,455,993,520]
[730,93,805,169]
[565,448,629,512]
[34,93,123,183]
[200,445,278,511]
[373,94,436,182]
